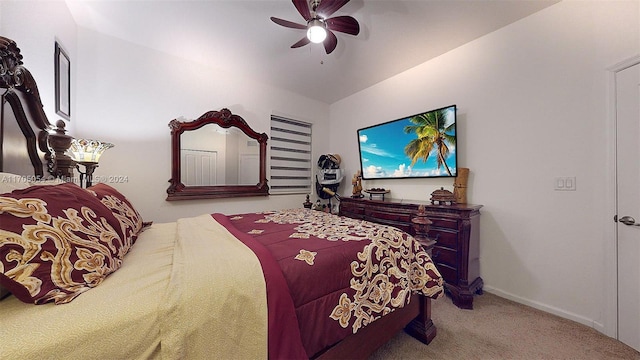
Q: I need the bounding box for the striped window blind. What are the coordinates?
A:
[270,115,312,194]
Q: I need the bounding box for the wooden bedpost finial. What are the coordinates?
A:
[412,205,435,254]
[48,120,75,180]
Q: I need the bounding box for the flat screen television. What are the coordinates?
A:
[357,104,457,180]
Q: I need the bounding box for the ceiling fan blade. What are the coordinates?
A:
[323,30,338,54]
[291,37,311,48]
[271,17,307,30]
[292,0,312,21]
[316,0,350,18]
[326,15,360,36]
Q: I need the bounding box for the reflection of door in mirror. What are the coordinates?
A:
[239,154,259,185]
[237,137,260,185]
[181,149,217,186]
[180,123,259,186]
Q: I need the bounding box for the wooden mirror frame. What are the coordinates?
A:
[166,108,269,200]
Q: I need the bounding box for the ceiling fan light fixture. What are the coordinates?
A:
[307,18,327,43]
[271,0,359,54]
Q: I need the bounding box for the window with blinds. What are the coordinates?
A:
[270,116,312,194]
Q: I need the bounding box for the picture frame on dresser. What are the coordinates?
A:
[339,197,484,309]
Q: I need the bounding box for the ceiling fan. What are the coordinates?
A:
[270,0,360,54]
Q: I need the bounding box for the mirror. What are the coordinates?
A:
[167,108,269,200]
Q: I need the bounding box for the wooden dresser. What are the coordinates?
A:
[339,197,483,309]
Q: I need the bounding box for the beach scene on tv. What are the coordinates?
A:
[357,105,457,179]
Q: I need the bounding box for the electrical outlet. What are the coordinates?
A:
[554,176,576,191]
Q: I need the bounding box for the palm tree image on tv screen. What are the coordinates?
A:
[357,105,457,180]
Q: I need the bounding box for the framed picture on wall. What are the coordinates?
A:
[55,41,70,120]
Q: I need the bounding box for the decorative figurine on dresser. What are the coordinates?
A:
[303,194,313,209]
[351,170,364,198]
[339,196,483,309]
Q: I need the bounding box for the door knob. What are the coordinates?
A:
[619,216,640,226]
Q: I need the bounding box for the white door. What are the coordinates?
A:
[616,62,640,352]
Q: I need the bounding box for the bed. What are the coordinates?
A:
[0,36,444,359]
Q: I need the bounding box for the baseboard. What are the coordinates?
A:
[482,286,607,336]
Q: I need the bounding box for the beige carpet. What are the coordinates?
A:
[370,292,640,360]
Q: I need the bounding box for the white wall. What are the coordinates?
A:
[329,0,639,335]
[0,0,77,134]
[74,29,330,223]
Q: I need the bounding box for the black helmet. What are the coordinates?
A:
[317,154,341,169]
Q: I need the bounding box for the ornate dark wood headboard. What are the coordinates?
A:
[0,36,54,178]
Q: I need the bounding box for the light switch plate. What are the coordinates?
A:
[554,176,576,191]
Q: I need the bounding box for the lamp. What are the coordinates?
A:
[68,139,114,188]
[307,18,327,43]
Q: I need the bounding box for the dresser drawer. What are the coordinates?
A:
[341,210,364,220]
[431,245,457,268]
[339,204,365,219]
[367,217,413,234]
[429,217,459,231]
[366,209,412,223]
[435,263,457,285]
[428,229,458,249]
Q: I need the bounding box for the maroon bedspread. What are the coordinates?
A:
[214,209,444,358]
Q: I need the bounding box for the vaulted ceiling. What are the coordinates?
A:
[66,0,559,104]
